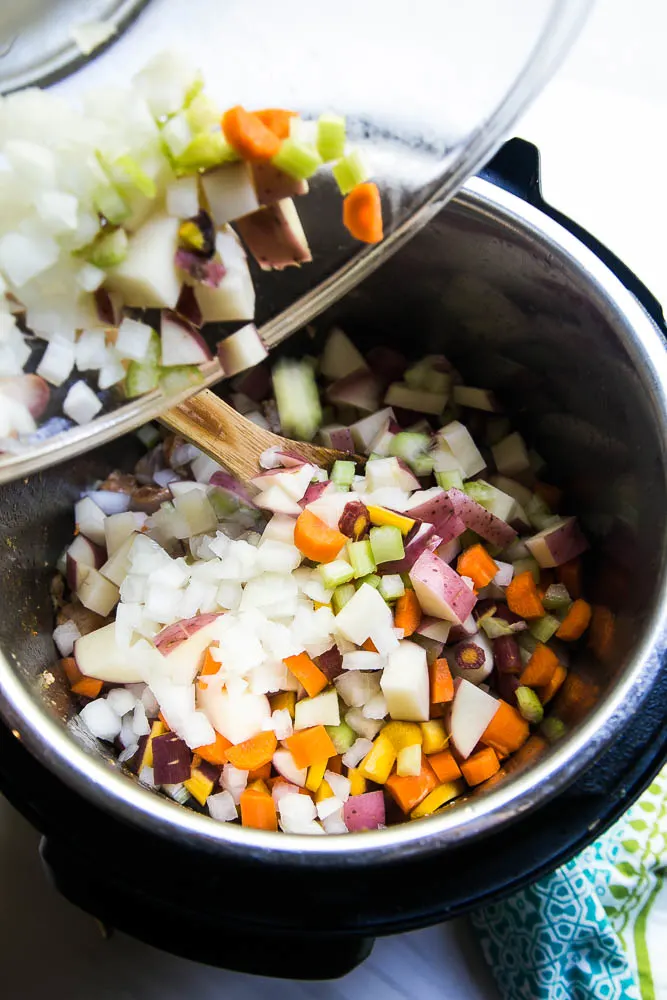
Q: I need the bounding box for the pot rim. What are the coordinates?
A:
[2,175,667,866]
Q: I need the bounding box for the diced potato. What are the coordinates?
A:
[410,780,465,818]
[382,720,423,751]
[420,719,449,755]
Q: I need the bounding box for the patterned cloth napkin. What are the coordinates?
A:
[471,764,667,1000]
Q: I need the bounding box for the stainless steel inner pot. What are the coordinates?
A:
[1,175,667,867]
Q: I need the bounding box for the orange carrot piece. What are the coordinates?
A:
[520,643,559,687]
[72,677,104,698]
[556,599,592,641]
[327,754,343,775]
[554,672,600,725]
[460,747,500,786]
[363,638,379,653]
[588,605,615,662]
[194,730,232,766]
[394,589,422,637]
[248,761,272,782]
[225,731,277,771]
[510,733,549,769]
[557,558,582,599]
[222,105,281,161]
[61,657,81,686]
[456,544,499,590]
[253,108,297,139]
[430,658,454,704]
[428,749,462,784]
[481,699,530,756]
[294,509,347,563]
[534,481,562,510]
[239,787,278,831]
[158,711,169,729]
[342,182,383,244]
[200,648,221,676]
[285,726,337,770]
[284,651,329,698]
[506,570,545,619]
[536,662,567,705]
[385,756,438,814]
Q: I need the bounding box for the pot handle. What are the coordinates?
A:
[482,138,666,330]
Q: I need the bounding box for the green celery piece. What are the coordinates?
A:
[325,720,356,754]
[543,584,572,612]
[379,574,405,601]
[540,716,567,743]
[347,540,376,578]
[436,469,464,490]
[355,573,381,590]
[94,185,130,225]
[319,559,355,590]
[331,460,356,488]
[125,361,159,398]
[517,632,540,655]
[186,93,221,132]
[136,423,160,449]
[159,365,204,395]
[316,113,346,162]
[529,614,561,643]
[516,686,544,724]
[389,431,430,462]
[175,132,239,173]
[208,490,240,518]
[332,583,356,613]
[369,525,404,565]
[183,74,205,108]
[272,359,322,441]
[332,149,369,195]
[86,227,128,268]
[513,556,540,583]
[411,454,434,477]
[458,529,480,550]
[113,155,157,198]
[272,139,323,181]
[464,480,495,506]
[526,493,556,531]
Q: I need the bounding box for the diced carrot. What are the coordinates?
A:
[457,544,499,590]
[248,761,272,782]
[510,733,549,769]
[385,756,438,814]
[239,787,278,831]
[428,749,462,784]
[394,589,422,637]
[589,605,616,662]
[158,711,169,728]
[284,651,329,698]
[481,699,530,755]
[430,658,454,704]
[294,509,348,563]
[557,558,582,599]
[72,677,104,699]
[534,481,562,510]
[342,182,383,244]
[554,672,600,725]
[556,599,592,641]
[536,662,567,705]
[225,731,277,771]
[460,747,500,786]
[253,108,297,139]
[285,725,337,770]
[194,730,232,766]
[222,105,281,161]
[506,570,545,619]
[363,638,379,653]
[200,647,221,676]
[61,657,81,686]
[520,643,559,687]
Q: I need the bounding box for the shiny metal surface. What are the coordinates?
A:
[1,175,666,866]
[0,0,150,93]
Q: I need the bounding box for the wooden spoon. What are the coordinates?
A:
[160,388,362,482]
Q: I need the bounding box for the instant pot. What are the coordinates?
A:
[1,141,666,980]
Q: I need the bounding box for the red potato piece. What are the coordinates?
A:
[409,549,478,625]
[320,328,369,382]
[450,677,500,759]
[343,791,386,831]
[217,324,267,376]
[446,488,517,548]
[0,374,50,420]
[160,312,212,367]
[154,613,222,655]
[299,481,336,508]
[66,534,105,591]
[74,621,159,683]
[380,522,437,574]
[326,368,381,415]
[328,427,355,453]
[251,162,308,206]
[235,198,311,270]
[525,517,589,568]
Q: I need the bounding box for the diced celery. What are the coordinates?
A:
[159,365,204,394]
[542,584,572,612]
[272,359,322,441]
[325,720,356,754]
[86,227,128,268]
[436,469,464,490]
[183,74,205,108]
[379,574,405,601]
[355,574,381,590]
[175,132,239,173]
[319,559,355,590]
[412,454,434,476]
[369,525,404,565]
[331,460,356,489]
[272,139,323,181]
[388,432,432,474]
[526,493,558,531]
[332,583,356,613]
[316,113,346,162]
[512,556,540,583]
[464,480,495,506]
[540,716,567,742]
[517,632,540,655]
[94,185,130,224]
[529,614,561,643]
[125,360,159,398]
[400,573,413,589]
[458,529,480,549]
[368,452,384,462]
[347,540,376,578]
[516,686,544,724]
[113,155,157,198]
[136,423,160,449]
[332,149,369,195]
[186,93,220,132]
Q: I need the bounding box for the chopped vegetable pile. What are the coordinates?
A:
[52,327,607,835]
[0,51,381,451]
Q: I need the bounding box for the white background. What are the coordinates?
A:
[1,0,666,996]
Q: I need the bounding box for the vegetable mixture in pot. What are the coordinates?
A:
[53,328,605,835]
